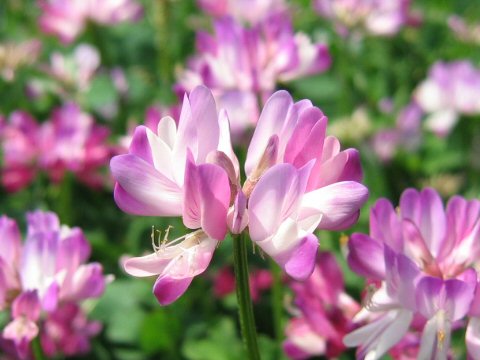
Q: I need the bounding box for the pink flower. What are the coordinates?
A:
[0,112,39,192]
[41,44,100,95]
[38,0,143,44]
[344,188,480,359]
[176,15,330,136]
[40,303,102,357]
[314,0,415,36]
[371,102,422,162]
[113,85,367,304]
[283,252,360,359]
[39,103,112,187]
[414,61,480,136]
[0,211,109,358]
[196,0,286,24]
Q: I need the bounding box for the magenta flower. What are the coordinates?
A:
[0,211,110,358]
[176,15,331,136]
[112,85,367,305]
[0,112,39,192]
[284,252,360,359]
[196,0,286,24]
[38,0,143,44]
[314,0,415,36]
[344,188,480,359]
[414,61,480,136]
[39,103,112,187]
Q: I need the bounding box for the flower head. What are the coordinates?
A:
[345,188,480,359]
[0,211,110,358]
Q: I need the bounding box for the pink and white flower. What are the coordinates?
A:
[176,15,331,136]
[0,211,110,358]
[314,0,415,36]
[196,0,286,24]
[38,0,143,44]
[344,188,480,359]
[414,61,480,136]
[113,85,367,304]
[283,252,360,359]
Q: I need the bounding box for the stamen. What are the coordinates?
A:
[362,283,378,311]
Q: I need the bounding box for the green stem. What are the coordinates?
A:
[269,259,284,351]
[233,233,261,360]
[31,336,46,360]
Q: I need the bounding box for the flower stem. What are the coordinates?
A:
[233,233,261,360]
[32,336,46,360]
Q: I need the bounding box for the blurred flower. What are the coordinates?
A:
[38,0,143,44]
[314,0,415,36]
[344,188,480,359]
[0,40,41,81]
[448,15,480,44]
[0,211,110,358]
[212,267,272,302]
[371,102,422,162]
[40,44,100,97]
[39,103,112,187]
[0,105,112,191]
[176,14,331,137]
[113,85,367,305]
[283,252,360,359]
[0,112,40,192]
[196,0,286,24]
[414,61,480,136]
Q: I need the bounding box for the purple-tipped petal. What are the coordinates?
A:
[284,234,319,280]
[348,233,385,280]
[111,154,182,216]
[183,154,230,240]
[249,163,311,242]
[300,181,368,231]
[153,275,194,306]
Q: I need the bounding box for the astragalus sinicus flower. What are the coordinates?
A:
[0,211,110,359]
[344,188,480,360]
[314,0,416,36]
[111,85,368,305]
[38,0,143,44]
[414,61,480,136]
[196,0,286,24]
[176,14,331,136]
[283,252,360,359]
[0,104,112,191]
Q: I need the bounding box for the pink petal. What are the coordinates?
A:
[348,233,385,280]
[248,163,311,242]
[153,275,194,306]
[300,181,368,231]
[284,234,319,280]
[183,154,230,240]
[111,154,182,216]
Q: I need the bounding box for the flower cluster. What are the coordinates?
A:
[314,0,416,36]
[0,104,112,192]
[283,252,360,359]
[414,60,480,136]
[111,85,368,305]
[345,188,480,359]
[0,211,110,358]
[196,0,286,24]
[38,0,144,44]
[176,10,331,137]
